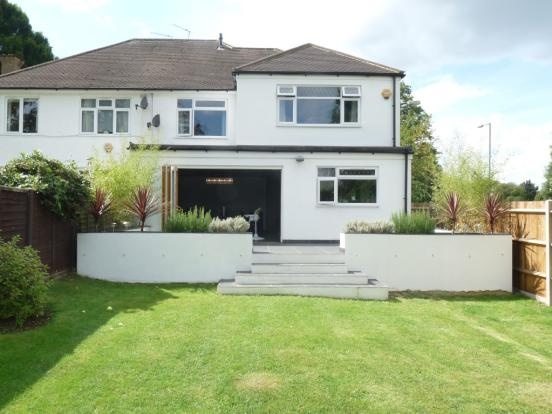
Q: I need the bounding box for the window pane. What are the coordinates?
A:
[338,179,376,203]
[194,110,226,136]
[297,86,340,97]
[116,111,129,133]
[178,111,190,135]
[6,99,20,132]
[277,86,295,96]
[344,100,359,123]
[115,99,130,108]
[81,110,94,133]
[23,99,38,133]
[339,168,375,176]
[195,100,225,108]
[98,110,113,134]
[81,99,96,108]
[297,99,340,124]
[318,168,336,177]
[319,180,335,202]
[99,99,112,107]
[177,99,192,108]
[278,99,293,122]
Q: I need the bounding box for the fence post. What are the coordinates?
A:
[546,200,552,306]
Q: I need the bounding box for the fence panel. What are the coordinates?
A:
[0,186,76,274]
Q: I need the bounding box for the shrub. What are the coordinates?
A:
[88,143,159,221]
[89,188,112,231]
[344,220,393,234]
[0,236,49,326]
[209,216,251,233]
[438,192,463,233]
[164,206,212,233]
[391,212,436,234]
[483,193,509,234]
[0,151,90,220]
[124,187,160,232]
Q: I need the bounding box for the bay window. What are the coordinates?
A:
[277,86,360,125]
[177,99,227,137]
[317,167,377,204]
[80,98,130,134]
[6,98,38,133]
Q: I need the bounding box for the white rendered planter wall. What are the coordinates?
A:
[77,233,252,283]
[345,234,512,292]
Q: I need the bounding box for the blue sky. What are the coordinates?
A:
[11,0,552,184]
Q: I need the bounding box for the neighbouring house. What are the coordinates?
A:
[0,35,411,242]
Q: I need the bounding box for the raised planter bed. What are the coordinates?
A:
[77,232,252,283]
[344,233,512,292]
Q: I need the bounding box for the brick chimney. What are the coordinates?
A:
[0,55,24,75]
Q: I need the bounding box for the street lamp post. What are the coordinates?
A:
[478,122,492,177]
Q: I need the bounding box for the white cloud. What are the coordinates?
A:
[414,76,489,114]
[39,0,110,12]
[431,114,552,184]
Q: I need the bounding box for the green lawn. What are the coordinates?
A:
[1,277,551,413]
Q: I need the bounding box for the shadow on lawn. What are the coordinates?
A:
[0,275,179,410]
[390,291,530,303]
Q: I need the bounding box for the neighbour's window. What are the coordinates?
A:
[6,98,38,133]
[80,98,130,134]
[177,99,227,137]
[277,86,360,125]
[317,167,377,204]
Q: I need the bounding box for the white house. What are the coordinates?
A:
[0,36,411,242]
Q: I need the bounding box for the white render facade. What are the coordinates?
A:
[0,40,411,241]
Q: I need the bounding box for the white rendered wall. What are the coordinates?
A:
[77,232,252,283]
[0,89,237,167]
[235,74,399,147]
[158,150,410,240]
[345,234,512,291]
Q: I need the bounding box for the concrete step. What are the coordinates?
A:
[236,272,369,285]
[251,263,348,274]
[217,280,388,300]
[252,253,345,264]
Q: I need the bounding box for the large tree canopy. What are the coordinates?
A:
[0,0,53,67]
[400,82,440,203]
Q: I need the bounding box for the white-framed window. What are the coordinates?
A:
[317,167,377,204]
[177,99,227,137]
[6,97,38,133]
[80,98,130,134]
[277,85,360,125]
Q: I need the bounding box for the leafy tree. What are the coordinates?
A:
[0,0,54,67]
[536,149,552,200]
[0,151,90,220]
[496,180,538,201]
[400,82,440,203]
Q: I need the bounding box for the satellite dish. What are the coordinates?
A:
[136,95,148,110]
[151,114,160,128]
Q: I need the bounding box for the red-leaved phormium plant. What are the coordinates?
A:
[89,188,112,231]
[441,192,462,233]
[124,187,160,231]
[483,193,509,234]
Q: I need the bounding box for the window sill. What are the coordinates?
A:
[317,203,379,208]
[175,135,228,139]
[78,133,130,137]
[2,132,39,136]
[276,123,361,128]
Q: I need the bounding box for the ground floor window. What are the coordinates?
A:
[317,167,377,204]
[6,97,38,133]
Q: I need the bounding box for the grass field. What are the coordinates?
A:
[1,276,551,413]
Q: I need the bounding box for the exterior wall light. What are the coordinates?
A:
[381,88,392,99]
[295,155,305,162]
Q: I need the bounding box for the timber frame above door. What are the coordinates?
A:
[161,165,179,225]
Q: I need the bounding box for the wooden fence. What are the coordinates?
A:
[508,201,551,305]
[0,186,77,274]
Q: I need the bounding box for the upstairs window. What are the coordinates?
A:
[177,99,226,137]
[277,86,360,125]
[80,98,130,134]
[6,98,38,133]
[317,167,377,204]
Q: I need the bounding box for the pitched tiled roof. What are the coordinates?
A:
[0,39,280,90]
[234,43,404,76]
